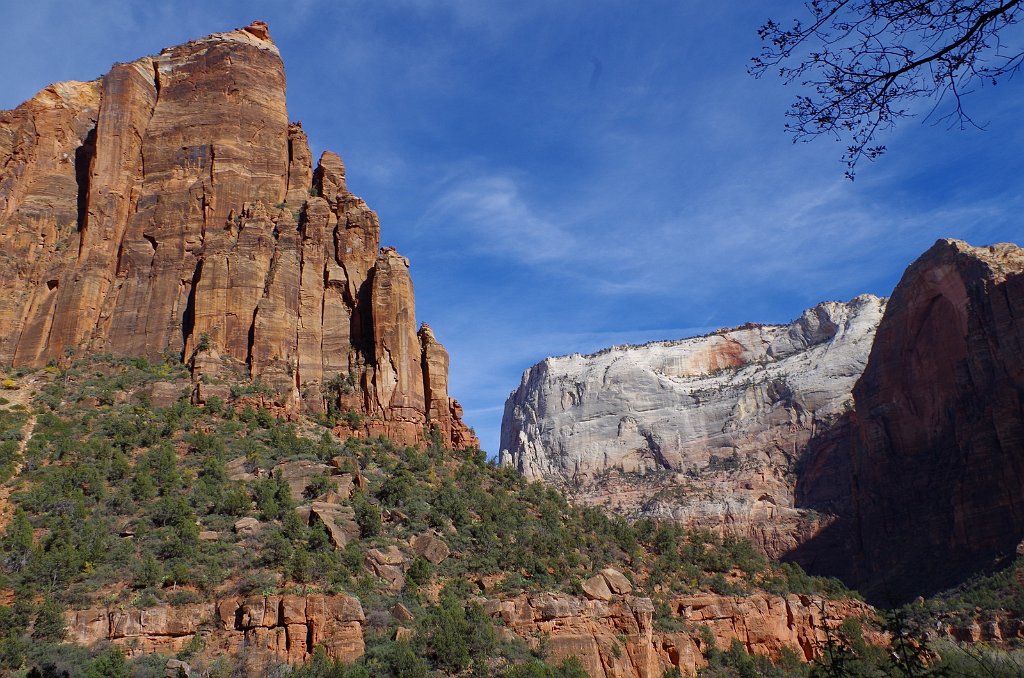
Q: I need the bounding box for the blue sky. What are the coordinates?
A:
[2,1,1021,454]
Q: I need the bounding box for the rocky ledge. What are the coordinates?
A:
[482,590,878,678]
[66,593,364,672]
[64,588,877,677]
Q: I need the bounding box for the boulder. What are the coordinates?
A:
[330,474,355,500]
[365,546,408,591]
[309,502,360,548]
[164,658,191,677]
[581,574,613,601]
[233,517,261,535]
[148,382,185,408]
[599,568,633,595]
[225,457,256,482]
[274,460,333,501]
[391,603,414,622]
[412,533,450,564]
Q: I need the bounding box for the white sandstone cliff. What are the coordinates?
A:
[499,295,885,556]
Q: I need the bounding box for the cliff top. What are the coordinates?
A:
[531,293,885,371]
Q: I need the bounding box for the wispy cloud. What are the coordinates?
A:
[421,173,576,263]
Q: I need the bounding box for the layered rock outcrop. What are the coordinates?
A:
[482,591,877,677]
[65,593,365,668]
[794,239,1024,601]
[500,295,885,556]
[0,22,475,448]
[61,588,876,677]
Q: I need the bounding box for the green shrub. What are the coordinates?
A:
[407,557,433,588]
[342,409,364,429]
[353,493,381,538]
[377,469,416,507]
[500,657,589,677]
[23,640,92,677]
[132,553,162,589]
[31,598,66,642]
[363,639,429,678]
[287,645,371,677]
[698,638,808,677]
[305,472,333,500]
[85,646,130,678]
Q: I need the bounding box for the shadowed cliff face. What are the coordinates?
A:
[0,21,475,449]
[792,239,1024,603]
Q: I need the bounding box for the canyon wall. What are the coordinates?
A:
[500,295,885,556]
[502,239,1024,602]
[0,22,474,448]
[794,239,1024,601]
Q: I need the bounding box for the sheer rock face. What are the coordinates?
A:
[368,248,425,435]
[0,78,103,367]
[500,295,885,556]
[420,323,478,449]
[794,239,1024,601]
[0,21,475,449]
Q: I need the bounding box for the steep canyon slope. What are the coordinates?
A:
[0,21,474,448]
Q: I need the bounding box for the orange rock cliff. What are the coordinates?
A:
[0,21,475,449]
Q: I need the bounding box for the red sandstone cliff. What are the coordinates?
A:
[63,590,877,677]
[793,239,1024,602]
[0,22,475,448]
[483,591,878,677]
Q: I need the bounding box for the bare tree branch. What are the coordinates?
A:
[751,0,1024,177]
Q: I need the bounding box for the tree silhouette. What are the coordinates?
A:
[751,0,1024,177]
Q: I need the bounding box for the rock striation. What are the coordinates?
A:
[793,239,1024,601]
[500,295,885,556]
[0,21,475,449]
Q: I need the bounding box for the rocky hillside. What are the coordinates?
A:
[0,356,878,677]
[500,295,885,557]
[0,21,473,449]
[501,239,1024,605]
